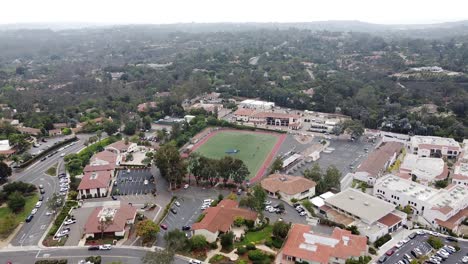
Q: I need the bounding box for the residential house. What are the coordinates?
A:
[261,174,316,203]
[17,126,41,136]
[191,199,258,242]
[48,128,62,136]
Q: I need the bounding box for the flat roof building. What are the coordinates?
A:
[408,135,461,159]
[323,188,406,242]
[374,174,468,234]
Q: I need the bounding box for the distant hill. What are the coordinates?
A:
[2,20,468,38]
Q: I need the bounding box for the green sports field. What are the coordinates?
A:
[195,131,279,179]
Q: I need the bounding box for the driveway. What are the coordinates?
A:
[64,207,94,246]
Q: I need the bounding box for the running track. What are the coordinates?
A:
[189,128,287,183]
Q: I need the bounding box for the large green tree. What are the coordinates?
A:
[154,143,186,189]
[142,249,175,264]
[7,192,26,213]
[164,229,189,252]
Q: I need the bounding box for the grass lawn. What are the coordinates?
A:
[0,194,39,223]
[235,225,273,246]
[46,163,58,176]
[195,131,279,178]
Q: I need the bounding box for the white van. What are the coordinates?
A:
[203,199,213,204]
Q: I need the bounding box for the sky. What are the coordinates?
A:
[1,0,467,25]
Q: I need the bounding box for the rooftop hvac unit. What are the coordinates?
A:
[349,196,355,200]
[364,202,370,206]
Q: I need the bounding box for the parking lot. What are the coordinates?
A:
[382,232,467,264]
[297,137,376,176]
[114,168,155,196]
[155,186,230,247]
[64,207,95,246]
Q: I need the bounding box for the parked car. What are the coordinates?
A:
[189,260,202,264]
[299,211,307,216]
[88,246,100,251]
[111,195,117,200]
[64,219,76,225]
[264,201,272,205]
[170,208,177,214]
[378,255,387,263]
[35,201,42,208]
[40,189,45,194]
[408,232,417,239]
[175,201,181,207]
[182,225,191,231]
[462,256,468,263]
[39,196,44,201]
[160,224,168,230]
[31,208,38,215]
[99,244,112,250]
[386,249,395,256]
[46,211,55,216]
[25,214,34,222]
[184,184,189,189]
[446,236,458,242]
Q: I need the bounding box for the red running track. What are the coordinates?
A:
[189,128,286,183]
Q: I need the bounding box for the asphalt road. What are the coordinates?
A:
[0,246,189,264]
[8,134,93,247]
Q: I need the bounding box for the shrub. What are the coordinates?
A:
[290,198,298,203]
[368,247,377,255]
[35,260,68,264]
[272,237,284,248]
[244,219,255,228]
[209,242,218,249]
[264,238,273,247]
[246,243,256,250]
[85,256,102,264]
[374,234,392,248]
[427,236,444,249]
[236,246,247,255]
[248,250,266,261]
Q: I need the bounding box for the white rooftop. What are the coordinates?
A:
[400,154,445,180]
[410,135,460,148]
[0,140,11,151]
[320,191,335,200]
[283,153,302,168]
[426,185,468,210]
[375,175,437,201]
[325,188,395,224]
[310,196,325,208]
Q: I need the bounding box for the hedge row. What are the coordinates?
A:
[17,136,78,169]
[157,197,176,224]
[48,201,78,236]
[35,260,67,264]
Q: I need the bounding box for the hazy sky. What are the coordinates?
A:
[1,0,467,25]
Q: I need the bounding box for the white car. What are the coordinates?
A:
[430,231,439,236]
[462,256,468,263]
[395,241,405,248]
[31,208,38,215]
[200,205,209,210]
[64,219,76,225]
[99,244,112,250]
[184,184,189,189]
[46,211,55,216]
[189,259,202,264]
[265,205,273,211]
[35,201,42,208]
[174,201,181,207]
[299,211,307,216]
[264,201,272,205]
[416,230,425,235]
[268,208,276,213]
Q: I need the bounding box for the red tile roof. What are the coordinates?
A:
[378,213,402,227]
[18,126,41,135]
[357,142,403,176]
[137,102,157,112]
[192,199,257,233]
[282,224,367,264]
[84,164,114,173]
[106,140,131,152]
[90,151,118,169]
[84,204,137,234]
[78,170,112,190]
[233,108,256,117]
[435,209,468,230]
[261,174,316,195]
[252,112,300,119]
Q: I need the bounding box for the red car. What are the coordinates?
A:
[386,249,395,256]
[160,224,168,230]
